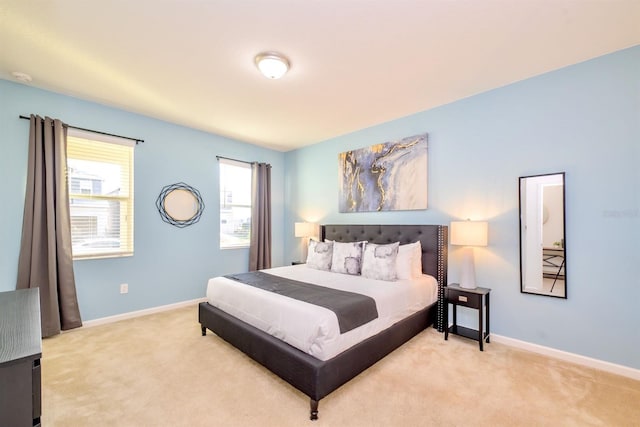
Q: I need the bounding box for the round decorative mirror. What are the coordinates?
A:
[156,182,205,228]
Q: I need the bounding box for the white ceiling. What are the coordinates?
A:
[1,1,639,152]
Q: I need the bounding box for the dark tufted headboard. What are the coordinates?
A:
[320,224,448,331]
[321,224,447,282]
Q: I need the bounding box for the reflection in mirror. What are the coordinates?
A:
[519,172,566,298]
[165,189,198,221]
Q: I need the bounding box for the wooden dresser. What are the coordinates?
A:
[0,288,42,427]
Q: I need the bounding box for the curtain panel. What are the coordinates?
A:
[17,115,82,337]
[249,162,272,271]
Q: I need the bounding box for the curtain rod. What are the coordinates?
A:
[216,155,254,165]
[19,115,144,144]
[216,156,272,168]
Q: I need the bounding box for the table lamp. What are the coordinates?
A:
[450,220,488,289]
[295,222,317,261]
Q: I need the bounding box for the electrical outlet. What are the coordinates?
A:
[120,283,128,294]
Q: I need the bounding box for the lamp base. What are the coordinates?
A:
[459,247,478,289]
[301,237,309,262]
[459,282,478,290]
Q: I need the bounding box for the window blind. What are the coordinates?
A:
[67,129,134,259]
[219,158,252,249]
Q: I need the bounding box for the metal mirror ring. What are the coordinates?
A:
[156,182,205,228]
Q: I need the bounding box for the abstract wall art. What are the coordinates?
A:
[338,133,428,212]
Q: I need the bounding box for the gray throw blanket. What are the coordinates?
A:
[225,271,378,333]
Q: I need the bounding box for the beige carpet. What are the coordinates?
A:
[42,305,640,426]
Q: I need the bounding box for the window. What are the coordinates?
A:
[67,129,134,259]
[219,159,252,248]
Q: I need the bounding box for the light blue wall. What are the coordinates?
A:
[0,80,286,320]
[284,46,640,370]
[2,46,638,370]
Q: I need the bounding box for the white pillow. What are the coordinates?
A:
[306,240,333,271]
[396,241,422,279]
[361,242,399,281]
[330,241,365,275]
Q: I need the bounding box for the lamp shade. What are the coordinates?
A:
[450,221,488,247]
[294,222,316,238]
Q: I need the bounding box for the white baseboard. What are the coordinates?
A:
[80,297,207,329]
[78,302,640,381]
[492,334,640,381]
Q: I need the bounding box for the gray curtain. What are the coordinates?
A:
[249,162,272,271]
[17,115,82,337]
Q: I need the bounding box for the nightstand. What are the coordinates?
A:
[291,261,305,265]
[444,283,491,351]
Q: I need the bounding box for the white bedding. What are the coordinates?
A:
[206,264,438,361]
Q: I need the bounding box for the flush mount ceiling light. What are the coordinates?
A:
[254,52,290,79]
[12,71,32,83]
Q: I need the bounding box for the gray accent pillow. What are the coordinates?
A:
[330,241,365,275]
[307,240,333,271]
[361,242,400,281]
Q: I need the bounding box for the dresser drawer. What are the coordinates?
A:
[33,359,41,422]
[447,289,482,309]
[0,289,42,427]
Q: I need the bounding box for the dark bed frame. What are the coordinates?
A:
[199,224,448,420]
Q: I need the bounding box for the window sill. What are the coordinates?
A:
[73,252,134,261]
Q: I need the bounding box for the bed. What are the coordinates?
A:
[199,224,448,420]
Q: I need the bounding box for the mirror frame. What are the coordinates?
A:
[519,172,567,299]
[156,182,205,228]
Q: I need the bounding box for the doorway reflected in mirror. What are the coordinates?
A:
[519,172,566,298]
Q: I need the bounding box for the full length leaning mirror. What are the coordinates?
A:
[519,172,566,298]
